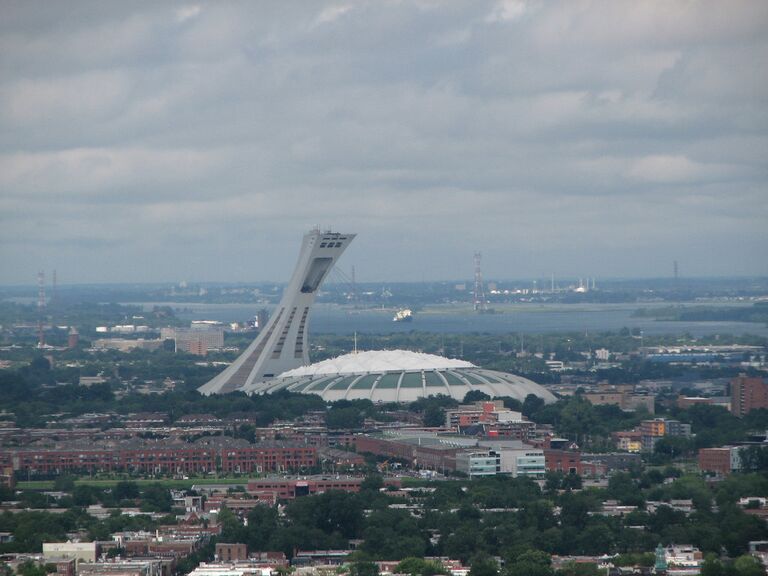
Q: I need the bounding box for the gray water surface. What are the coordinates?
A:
[134,302,768,337]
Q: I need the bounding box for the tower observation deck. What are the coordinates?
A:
[198,230,355,395]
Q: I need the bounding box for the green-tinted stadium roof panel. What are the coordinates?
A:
[241,350,557,404]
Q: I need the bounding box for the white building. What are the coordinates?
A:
[455,451,500,478]
[188,562,274,576]
[665,545,704,576]
[478,440,546,477]
[42,542,98,563]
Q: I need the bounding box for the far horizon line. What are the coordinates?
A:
[1,274,768,291]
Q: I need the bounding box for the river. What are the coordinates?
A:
[131,302,768,337]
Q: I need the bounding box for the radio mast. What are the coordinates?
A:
[473,252,487,313]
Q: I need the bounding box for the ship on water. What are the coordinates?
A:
[393,308,413,322]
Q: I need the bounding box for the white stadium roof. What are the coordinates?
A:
[280,349,474,377]
[241,349,556,404]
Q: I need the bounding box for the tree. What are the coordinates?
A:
[733,555,765,576]
[424,405,445,427]
[242,506,279,551]
[140,484,172,512]
[53,476,76,491]
[464,391,491,404]
[349,562,379,576]
[468,554,498,576]
[72,485,96,507]
[607,472,643,506]
[16,562,51,576]
[561,473,582,491]
[522,394,546,419]
[326,407,364,429]
[739,446,768,473]
[114,481,140,501]
[700,554,724,576]
[285,491,363,539]
[360,475,384,493]
[558,398,598,444]
[361,508,426,560]
[556,562,600,576]
[504,550,553,576]
[652,436,694,463]
[544,471,564,494]
[396,558,447,576]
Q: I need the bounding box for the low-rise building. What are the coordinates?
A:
[188,562,274,576]
[216,544,248,563]
[42,542,99,564]
[78,559,164,576]
[640,418,691,452]
[612,430,642,453]
[677,396,715,409]
[544,449,583,476]
[664,545,704,576]
[455,451,500,478]
[92,339,164,352]
[699,446,743,476]
[162,327,225,356]
[245,476,397,500]
[584,392,655,414]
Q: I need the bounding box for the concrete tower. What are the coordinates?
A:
[198,229,355,395]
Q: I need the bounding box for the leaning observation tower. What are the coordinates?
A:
[198,229,355,395]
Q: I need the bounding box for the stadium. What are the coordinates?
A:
[200,230,556,406]
[240,349,557,404]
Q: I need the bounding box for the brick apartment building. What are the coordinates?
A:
[731,375,768,417]
[246,477,388,499]
[699,446,742,476]
[219,445,316,474]
[215,544,248,562]
[355,435,461,471]
[0,441,317,477]
[544,449,584,475]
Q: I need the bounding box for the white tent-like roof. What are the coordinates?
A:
[240,349,556,404]
[279,349,474,377]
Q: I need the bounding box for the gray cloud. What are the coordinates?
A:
[1,0,767,284]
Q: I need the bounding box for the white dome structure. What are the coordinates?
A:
[241,349,557,404]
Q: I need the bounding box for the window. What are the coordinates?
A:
[301,257,333,293]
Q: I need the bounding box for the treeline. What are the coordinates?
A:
[669,404,768,450]
[0,301,183,336]
[0,360,324,427]
[0,508,165,554]
[218,473,768,563]
[0,480,183,554]
[634,303,768,324]
[6,355,768,453]
[3,473,768,571]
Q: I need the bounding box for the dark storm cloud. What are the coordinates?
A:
[1,0,767,284]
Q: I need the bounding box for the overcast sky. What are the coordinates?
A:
[1,1,767,285]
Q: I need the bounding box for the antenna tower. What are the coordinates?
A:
[37,271,46,348]
[37,271,46,310]
[473,252,487,312]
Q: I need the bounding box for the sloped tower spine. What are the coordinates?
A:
[198,230,355,395]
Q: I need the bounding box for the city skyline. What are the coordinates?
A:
[2,1,767,284]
